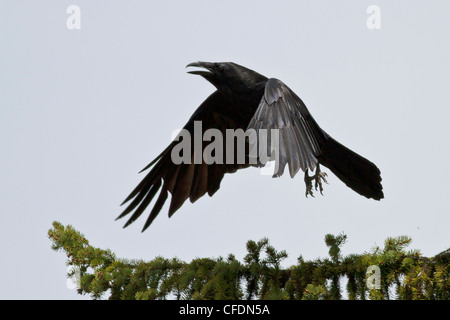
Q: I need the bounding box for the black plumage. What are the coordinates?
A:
[117,62,383,231]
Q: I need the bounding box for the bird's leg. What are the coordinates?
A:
[314,164,328,195]
[304,169,314,198]
[304,164,328,197]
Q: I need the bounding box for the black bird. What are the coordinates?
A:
[117,62,383,231]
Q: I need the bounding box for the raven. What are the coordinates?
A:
[117,62,383,231]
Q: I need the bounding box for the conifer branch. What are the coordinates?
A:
[48,221,449,300]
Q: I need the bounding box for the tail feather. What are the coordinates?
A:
[319,137,383,200]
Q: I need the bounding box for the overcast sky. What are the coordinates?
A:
[1,1,449,299]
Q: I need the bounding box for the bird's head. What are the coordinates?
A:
[186,61,267,95]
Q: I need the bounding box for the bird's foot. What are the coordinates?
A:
[304,165,328,197]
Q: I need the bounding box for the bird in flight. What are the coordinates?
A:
[117,62,383,231]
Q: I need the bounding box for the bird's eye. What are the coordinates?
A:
[217,64,224,72]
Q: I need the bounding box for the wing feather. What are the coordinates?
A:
[118,90,252,230]
[247,78,326,177]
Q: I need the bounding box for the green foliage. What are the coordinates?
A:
[48,221,449,300]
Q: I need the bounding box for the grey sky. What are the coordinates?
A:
[0,1,449,299]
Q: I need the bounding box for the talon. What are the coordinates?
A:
[304,169,314,198]
[304,165,328,197]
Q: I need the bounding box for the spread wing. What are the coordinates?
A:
[247,78,327,178]
[117,91,251,231]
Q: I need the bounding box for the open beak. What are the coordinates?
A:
[186,61,215,77]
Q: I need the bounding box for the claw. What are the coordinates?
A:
[304,164,328,197]
[304,169,314,198]
[315,171,328,194]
